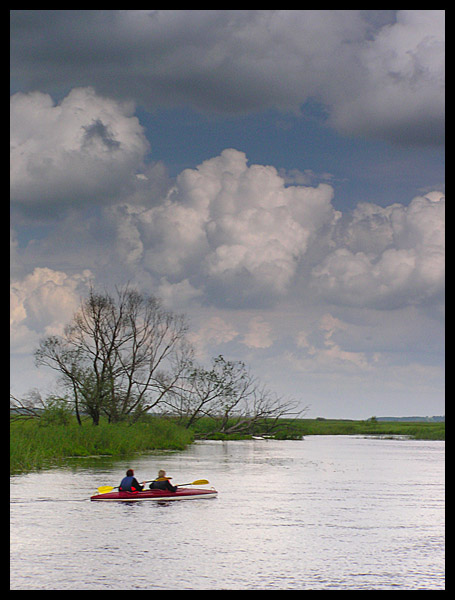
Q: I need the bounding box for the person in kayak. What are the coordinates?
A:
[119,469,145,492]
[149,469,177,492]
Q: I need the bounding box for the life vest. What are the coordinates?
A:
[119,476,138,492]
[149,477,177,492]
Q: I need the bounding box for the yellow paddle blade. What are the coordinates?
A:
[97,485,115,494]
[177,479,209,486]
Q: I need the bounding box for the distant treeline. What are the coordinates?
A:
[375,416,445,422]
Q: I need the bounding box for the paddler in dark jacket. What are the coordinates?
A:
[119,469,145,492]
[149,469,177,492]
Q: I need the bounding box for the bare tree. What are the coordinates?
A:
[10,390,73,425]
[163,355,248,429]
[164,355,305,436]
[35,286,193,425]
[10,390,47,421]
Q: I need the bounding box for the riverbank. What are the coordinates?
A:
[268,418,445,441]
[189,416,445,441]
[10,416,444,475]
[10,417,193,475]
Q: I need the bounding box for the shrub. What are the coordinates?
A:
[39,397,73,426]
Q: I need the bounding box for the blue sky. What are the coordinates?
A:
[138,106,444,210]
[10,10,444,418]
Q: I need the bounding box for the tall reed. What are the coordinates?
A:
[10,417,193,475]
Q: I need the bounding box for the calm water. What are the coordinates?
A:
[10,436,444,590]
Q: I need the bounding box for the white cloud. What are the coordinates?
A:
[242,317,274,349]
[156,278,203,310]
[103,148,443,313]
[10,267,92,353]
[11,95,444,315]
[107,148,338,307]
[293,313,372,372]
[187,316,239,359]
[10,87,149,212]
[311,193,445,309]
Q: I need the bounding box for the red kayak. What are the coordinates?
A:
[91,487,218,502]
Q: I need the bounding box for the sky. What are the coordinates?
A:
[10,10,445,419]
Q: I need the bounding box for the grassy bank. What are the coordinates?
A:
[270,418,445,440]
[10,417,193,475]
[190,417,445,441]
[10,416,444,475]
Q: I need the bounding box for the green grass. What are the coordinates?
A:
[189,417,445,441]
[266,418,445,440]
[10,416,193,475]
[10,415,444,475]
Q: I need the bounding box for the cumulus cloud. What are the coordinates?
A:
[10,267,92,353]
[311,192,445,309]
[10,87,444,316]
[108,148,338,307]
[102,146,444,313]
[330,10,445,144]
[11,10,444,145]
[10,87,149,213]
[156,278,203,310]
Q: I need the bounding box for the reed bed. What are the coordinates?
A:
[269,418,445,440]
[10,417,193,475]
[189,417,445,441]
[10,415,443,475]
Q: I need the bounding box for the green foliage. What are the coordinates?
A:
[39,396,73,426]
[10,416,193,475]
[274,418,445,440]
[189,417,445,441]
[10,414,444,475]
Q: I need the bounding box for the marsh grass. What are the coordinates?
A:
[190,417,445,441]
[10,415,443,475]
[269,418,445,440]
[10,417,193,475]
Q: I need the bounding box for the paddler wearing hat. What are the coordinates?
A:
[148,469,177,492]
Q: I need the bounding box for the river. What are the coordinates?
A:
[10,435,444,590]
